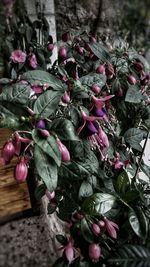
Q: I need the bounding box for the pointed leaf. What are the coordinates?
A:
[34,145,58,191]
[32,129,61,166]
[128,207,148,239]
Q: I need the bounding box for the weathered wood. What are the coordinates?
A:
[0,129,31,219]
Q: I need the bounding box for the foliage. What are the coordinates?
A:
[0,23,150,266]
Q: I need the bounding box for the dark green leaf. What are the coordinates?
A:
[32,129,61,167]
[80,73,106,87]
[124,128,146,151]
[115,171,130,195]
[128,207,148,239]
[34,145,58,192]
[50,118,80,141]
[80,218,94,243]
[89,43,110,62]
[0,105,20,129]
[108,244,150,267]
[82,193,116,215]
[0,83,30,105]
[79,181,93,199]
[56,235,68,246]
[125,85,144,103]
[21,70,66,91]
[33,89,63,118]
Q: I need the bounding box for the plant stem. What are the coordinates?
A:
[133,130,149,182]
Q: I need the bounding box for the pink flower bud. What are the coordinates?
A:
[62,91,70,103]
[106,64,114,76]
[127,75,136,85]
[89,243,101,262]
[14,158,28,182]
[57,139,70,162]
[134,61,143,72]
[2,141,15,164]
[91,84,101,94]
[62,32,70,42]
[39,129,50,138]
[75,45,84,54]
[59,47,67,59]
[14,132,21,156]
[47,43,54,51]
[28,53,38,69]
[115,87,123,97]
[31,84,43,94]
[26,107,36,116]
[98,220,105,228]
[45,189,55,200]
[104,217,119,239]
[96,65,106,75]
[91,223,101,236]
[64,243,74,263]
[89,36,97,43]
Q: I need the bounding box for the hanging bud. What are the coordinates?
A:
[98,220,105,228]
[39,129,50,138]
[36,119,46,129]
[57,139,70,162]
[47,43,54,52]
[96,65,106,75]
[91,223,101,236]
[14,132,21,156]
[134,61,143,72]
[2,140,15,164]
[106,64,114,76]
[89,36,97,43]
[62,32,70,42]
[59,47,67,59]
[91,84,101,94]
[62,91,70,104]
[14,158,28,182]
[89,243,101,262]
[64,242,74,263]
[75,45,84,54]
[127,75,136,85]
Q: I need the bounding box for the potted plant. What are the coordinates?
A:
[1,20,150,266]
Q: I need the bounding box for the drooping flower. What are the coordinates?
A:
[77,110,103,135]
[1,140,15,164]
[110,152,124,170]
[64,242,75,263]
[10,50,27,64]
[104,217,119,239]
[91,223,101,236]
[28,53,38,69]
[91,95,114,110]
[31,84,44,94]
[14,157,28,182]
[61,91,70,104]
[57,139,70,162]
[36,120,46,129]
[88,243,101,262]
[45,189,55,200]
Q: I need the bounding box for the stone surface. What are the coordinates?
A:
[0,210,65,267]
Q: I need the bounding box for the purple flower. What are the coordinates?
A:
[28,53,38,69]
[89,243,101,262]
[104,217,119,239]
[10,50,26,63]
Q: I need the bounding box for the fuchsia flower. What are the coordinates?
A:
[57,139,70,162]
[1,140,15,164]
[45,189,55,200]
[10,50,27,64]
[59,239,79,263]
[92,95,114,110]
[110,152,124,170]
[89,243,101,262]
[14,157,28,182]
[104,217,119,239]
[31,85,43,94]
[91,223,101,236]
[28,53,38,69]
[61,91,70,104]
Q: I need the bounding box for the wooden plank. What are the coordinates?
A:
[0,129,31,219]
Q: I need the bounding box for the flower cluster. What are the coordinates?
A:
[0,31,150,266]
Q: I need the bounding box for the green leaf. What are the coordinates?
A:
[128,207,148,239]
[115,171,130,195]
[0,105,20,129]
[124,128,146,151]
[79,181,93,199]
[80,73,106,87]
[34,184,46,201]
[34,145,58,192]
[33,89,63,118]
[108,244,150,267]
[56,235,68,246]
[80,218,94,243]
[0,83,30,105]
[89,43,110,62]
[21,70,66,91]
[32,129,61,167]
[82,193,116,215]
[125,85,144,103]
[50,118,80,141]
